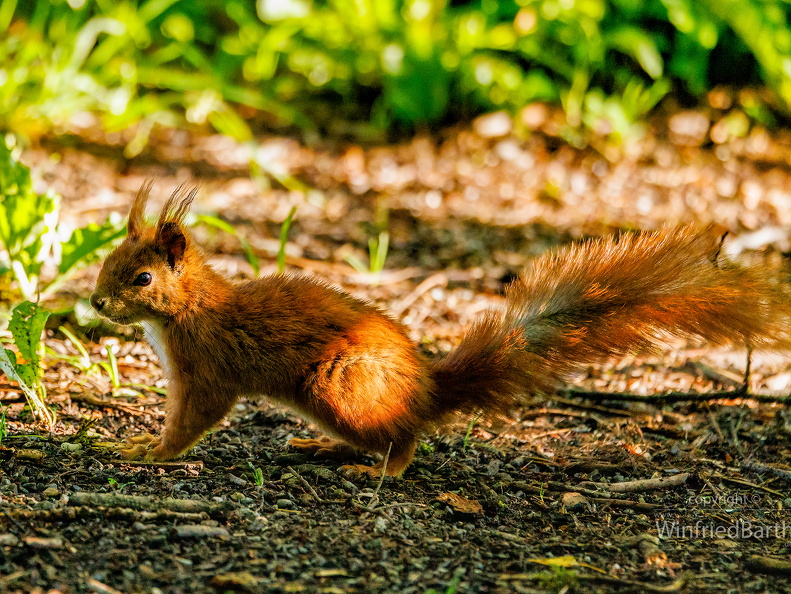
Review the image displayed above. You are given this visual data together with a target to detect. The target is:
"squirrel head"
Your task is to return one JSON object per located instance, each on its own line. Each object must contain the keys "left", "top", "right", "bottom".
{"left": 91, "top": 182, "right": 199, "bottom": 325}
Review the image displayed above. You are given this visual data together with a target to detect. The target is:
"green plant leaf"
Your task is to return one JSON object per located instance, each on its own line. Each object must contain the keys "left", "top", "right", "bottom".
{"left": 196, "top": 214, "right": 260, "bottom": 277}
{"left": 58, "top": 219, "right": 126, "bottom": 277}
{"left": 277, "top": 206, "right": 297, "bottom": 274}
{"left": 0, "top": 141, "right": 58, "bottom": 295}
{"left": 606, "top": 27, "right": 664, "bottom": 79}
{"left": 383, "top": 51, "right": 450, "bottom": 124}
{"left": 10, "top": 300, "right": 50, "bottom": 365}
{"left": 0, "top": 345, "right": 52, "bottom": 426}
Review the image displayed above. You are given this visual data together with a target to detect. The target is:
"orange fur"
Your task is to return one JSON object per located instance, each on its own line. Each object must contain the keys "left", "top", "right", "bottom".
{"left": 91, "top": 186, "right": 791, "bottom": 476}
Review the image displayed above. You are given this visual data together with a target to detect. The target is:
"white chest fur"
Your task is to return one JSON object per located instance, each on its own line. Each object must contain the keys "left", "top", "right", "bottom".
{"left": 139, "top": 320, "right": 168, "bottom": 373}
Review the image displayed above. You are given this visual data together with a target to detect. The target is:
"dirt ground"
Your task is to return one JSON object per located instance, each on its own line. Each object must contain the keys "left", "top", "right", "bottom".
{"left": 3, "top": 103, "right": 791, "bottom": 593}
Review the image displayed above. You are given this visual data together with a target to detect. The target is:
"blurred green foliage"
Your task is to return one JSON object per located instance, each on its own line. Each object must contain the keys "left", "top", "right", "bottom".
{"left": 1, "top": 0, "right": 790, "bottom": 146}
{"left": 0, "top": 138, "right": 125, "bottom": 301}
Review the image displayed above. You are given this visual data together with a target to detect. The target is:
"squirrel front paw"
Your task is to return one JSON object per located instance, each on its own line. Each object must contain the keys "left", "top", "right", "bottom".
{"left": 120, "top": 433, "right": 161, "bottom": 460}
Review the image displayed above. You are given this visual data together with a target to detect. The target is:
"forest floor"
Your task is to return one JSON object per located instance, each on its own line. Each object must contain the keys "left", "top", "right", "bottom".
{"left": 3, "top": 101, "right": 791, "bottom": 593}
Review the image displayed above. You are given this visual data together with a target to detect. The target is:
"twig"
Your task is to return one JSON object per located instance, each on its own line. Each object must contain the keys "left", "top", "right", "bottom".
{"left": 88, "top": 578, "right": 125, "bottom": 594}
{"left": 684, "top": 360, "right": 743, "bottom": 388}
{"left": 0, "top": 572, "right": 25, "bottom": 590}
{"left": 707, "top": 411, "right": 726, "bottom": 442}
{"left": 68, "top": 492, "right": 231, "bottom": 515}
{"left": 287, "top": 465, "right": 324, "bottom": 503}
{"left": 580, "top": 473, "right": 691, "bottom": 494}
{"left": 530, "top": 428, "right": 574, "bottom": 440}
{"left": 390, "top": 272, "right": 447, "bottom": 315}
{"left": 4, "top": 506, "right": 210, "bottom": 524}
{"left": 716, "top": 475, "right": 785, "bottom": 497}
{"left": 551, "top": 396, "right": 633, "bottom": 417}
{"left": 69, "top": 393, "right": 144, "bottom": 416}
{"left": 564, "top": 387, "right": 791, "bottom": 405}
{"left": 520, "top": 407, "right": 596, "bottom": 420}
{"left": 582, "top": 573, "right": 687, "bottom": 592}
{"left": 746, "top": 555, "right": 791, "bottom": 576}
{"left": 588, "top": 497, "right": 660, "bottom": 512}
{"left": 1, "top": 509, "right": 24, "bottom": 531}
{"left": 366, "top": 442, "right": 392, "bottom": 511}
{"left": 116, "top": 460, "right": 204, "bottom": 472}
{"left": 741, "top": 461, "right": 791, "bottom": 482}
{"left": 743, "top": 346, "right": 753, "bottom": 389}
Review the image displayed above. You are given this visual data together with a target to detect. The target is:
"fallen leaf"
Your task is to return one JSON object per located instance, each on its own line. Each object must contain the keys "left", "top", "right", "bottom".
{"left": 437, "top": 492, "right": 483, "bottom": 515}
{"left": 529, "top": 555, "right": 607, "bottom": 574}
{"left": 211, "top": 572, "right": 259, "bottom": 591}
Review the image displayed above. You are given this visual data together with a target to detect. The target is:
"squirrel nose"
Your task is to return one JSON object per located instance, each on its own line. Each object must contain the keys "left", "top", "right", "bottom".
{"left": 91, "top": 294, "right": 106, "bottom": 312}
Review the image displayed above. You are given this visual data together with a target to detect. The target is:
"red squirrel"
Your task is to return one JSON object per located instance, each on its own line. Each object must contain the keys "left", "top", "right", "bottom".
{"left": 90, "top": 183, "right": 791, "bottom": 476}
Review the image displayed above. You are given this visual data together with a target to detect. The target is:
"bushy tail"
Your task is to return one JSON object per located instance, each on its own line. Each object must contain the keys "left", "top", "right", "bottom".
{"left": 428, "top": 225, "right": 791, "bottom": 422}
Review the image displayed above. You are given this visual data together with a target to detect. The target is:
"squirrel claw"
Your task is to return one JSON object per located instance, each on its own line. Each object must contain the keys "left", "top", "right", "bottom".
{"left": 120, "top": 444, "right": 149, "bottom": 460}
{"left": 126, "top": 433, "right": 159, "bottom": 446}
{"left": 340, "top": 464, "right": 382, "bottom": 479}
{"left": 121, "top": 434, "right": 162, "bottom": 460}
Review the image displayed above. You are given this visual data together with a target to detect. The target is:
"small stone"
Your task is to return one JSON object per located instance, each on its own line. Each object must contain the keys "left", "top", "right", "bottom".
{"left": 274, "top": 453, "right": 307, "bottom": 465}
{"left": 668, "top": 110, "right": 710, "bottom": 145}
{"left": 474, "top": 111, "right": 513, "bottom": 138}
{"left": 229, "top": 492, "right": 245, "bottom": 502}
{"left": 342, "top": 480, "right": 358, "bottom": 493}
{"left": 713, "top": 538, "right": 739, "bottom": 549}
{"left": 227, "top": 474, "right": 247, "bottom": 487}
{"left": 436, "top": 492, "right": 483, "bottom": 515}
{"left": 211, "top": 572, "right": 259, "bottom": 592}
{"left": 14, "top": 449, "right": 45, "bottom": 463}
{"left": 42, "top": 487, "right": 60, "bottom": 498}
{"left": 171, "top": 525, "right": 230, "bottom": 539}
{"left": 60, "top": 442, "right": 83, "bottom": 454}
{"left": 276, "top": 498, "right": 296, "bottom": 510}
{"left": 0, "top": 533, "right": 19, "bottom": 546}
{"left": 562, "top": 492, "right": 589, "bottom": 510}
{"left": 521, "top": 103, "right": 548, "bottom": 129}
{"left": 23, "top": 536, "right": 63, "bottom": 549}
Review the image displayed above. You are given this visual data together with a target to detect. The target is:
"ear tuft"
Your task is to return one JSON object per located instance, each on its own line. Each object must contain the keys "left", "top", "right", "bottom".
{"left": 128, "top": 179, "right": 155, "bottom": 240}
{"left": 157, "top": 183, "right": 198, "bottom": 230}
{"left": 154, "top": 183, "right": 197, "bottom": 270}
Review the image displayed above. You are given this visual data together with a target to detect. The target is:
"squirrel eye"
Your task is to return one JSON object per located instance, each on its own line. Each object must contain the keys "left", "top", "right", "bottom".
{"left": 133, "top": 272, "right": 152, "bottom": 286}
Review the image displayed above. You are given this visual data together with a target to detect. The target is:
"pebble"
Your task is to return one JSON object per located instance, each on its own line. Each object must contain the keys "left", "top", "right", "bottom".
{"left": 473, "top": 111, "right": 513, "bottom": 138}
{"left": 562, "top": 492, "right": 589, "bottom": 510}
{"left": 60, "top": 442, "right": 83, "bottom": 454}
{"left": 14, "top": 449, "right": 45, "bottom": 463}
{"left": 227, "top": 474, "right": 247, "bottom": 486}
{"left": 276, "top": 498, "right": 296, "bottom": 510}
{"left": 42, "top": 487, "right": 60, "bottom": 498}
{"left": 521, "top": 103, "right": 549, "bottom": 129}
{"left": 668, "top": 110, "right": 710, "bottom": 145}
{"left": 171, "top": 525, "right": 230, "bottom": 539}
{"left": 23, "top": 536, "right": 63, "bottom": 549}
{"left": 0, "top": 533, "right": 19, "bottom": 546}
{"left": 274, "top": 453, "right": 307, "bottom": 465}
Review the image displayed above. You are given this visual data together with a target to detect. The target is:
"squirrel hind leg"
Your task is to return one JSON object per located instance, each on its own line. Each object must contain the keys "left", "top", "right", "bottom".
{"left": 289, "top": 436, "right": 357, "bottom": 460}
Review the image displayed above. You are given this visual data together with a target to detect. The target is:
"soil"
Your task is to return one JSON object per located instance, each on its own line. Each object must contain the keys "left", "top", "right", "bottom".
{"left": 3, "top": 103, "right": 791, "bottom": 593}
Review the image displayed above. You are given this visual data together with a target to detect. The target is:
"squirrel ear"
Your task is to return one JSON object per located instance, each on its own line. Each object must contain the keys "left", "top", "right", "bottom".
{"left": 156, "top": 221, "right": 188, "bottom": 270}
{"left": 128, "top": 180, "right": 154, "bottom": 240}
{"left": 153, "top": 183, "right": 197, "bottom": 270}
